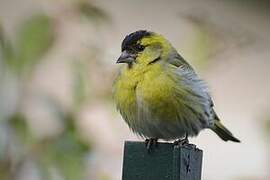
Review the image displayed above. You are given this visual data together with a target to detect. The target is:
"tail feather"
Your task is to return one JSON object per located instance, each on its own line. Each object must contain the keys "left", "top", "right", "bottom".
{"left": 211, "top": 121, "right": 240, "bottom": 143}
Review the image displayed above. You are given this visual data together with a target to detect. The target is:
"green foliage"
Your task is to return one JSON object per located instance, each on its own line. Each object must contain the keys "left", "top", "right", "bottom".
{"left": 1, "top": 15, "right": 54, "bottom": 74}
{"left": 15, "top": 15, "right": 54, "bottom": 73}
{"left": 9, "top": 113, "right": 33, "bottom": 145}
{"left": 38, "top": 113, "right": 90, "bottom": 180}
{"left": 0, "top": 113, "right": 32, "bottom": 180}
{"left": 0, "top": 110, "right": 91, "bottom": 180}
{"left": 0, "top": 1, "right": 110, "bottom": 178}
{"left": 0, "top": 23, "right": 15, "bottom": 65}
{"left": 0, "top": 161, "right": 11, "bottom": 180}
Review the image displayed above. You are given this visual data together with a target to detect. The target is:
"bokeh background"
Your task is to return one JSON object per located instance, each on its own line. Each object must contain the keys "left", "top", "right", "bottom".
{"left": 0, "top": 0, "right": 270, "bottom": 179}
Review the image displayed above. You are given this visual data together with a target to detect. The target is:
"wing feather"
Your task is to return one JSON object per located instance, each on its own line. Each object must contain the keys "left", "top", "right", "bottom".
{"left": 166, "top": 54, "right": 215, "bottom": 127}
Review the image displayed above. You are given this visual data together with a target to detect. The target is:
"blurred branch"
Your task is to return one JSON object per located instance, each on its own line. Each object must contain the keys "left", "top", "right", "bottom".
{"left": 180, "top": 12, "right": 256, "bottom": 70}
{"left": 75, "top": 1, "right": 111, "bottom": 24}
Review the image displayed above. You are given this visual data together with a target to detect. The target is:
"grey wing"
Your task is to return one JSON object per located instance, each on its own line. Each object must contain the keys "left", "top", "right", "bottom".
{"left": 169, "top": 52, "right": 213, "bottom": 106}
{"left": 167, "top": 53, "right": 215, "bottom": 128}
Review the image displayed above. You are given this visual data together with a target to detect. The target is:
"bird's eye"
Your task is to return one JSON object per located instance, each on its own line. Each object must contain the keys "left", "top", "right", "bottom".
{"left": 134, "top": 44, "right": 145, "bottom": 51}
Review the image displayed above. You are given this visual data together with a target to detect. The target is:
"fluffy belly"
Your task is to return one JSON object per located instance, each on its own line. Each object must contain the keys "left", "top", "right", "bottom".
{"left": 114, "top": 68, "right": 206, "bottom": 140}
{"left": 129, "top": 116, "right": 191, "bottom": 140}
{"left": 126, "top": 75, "right": 203, "bottom": 139}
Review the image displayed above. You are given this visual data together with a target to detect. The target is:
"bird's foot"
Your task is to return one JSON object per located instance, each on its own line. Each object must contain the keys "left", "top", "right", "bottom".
{"left": 173, "top": 135, "right": 189, "bottom": 146}
{"left": 145, "top": 138, "right": 158, "bottom": 153}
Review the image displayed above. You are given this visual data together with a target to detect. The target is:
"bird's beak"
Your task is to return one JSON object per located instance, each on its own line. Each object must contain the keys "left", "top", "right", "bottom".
{"left": 116, "top": 50, "right": 135, "bottom": 64}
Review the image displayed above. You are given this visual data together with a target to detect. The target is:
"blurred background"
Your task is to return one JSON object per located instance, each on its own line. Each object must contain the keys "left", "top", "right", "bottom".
{"left": 0, "top": 0, "right": 270, "bottom": 179}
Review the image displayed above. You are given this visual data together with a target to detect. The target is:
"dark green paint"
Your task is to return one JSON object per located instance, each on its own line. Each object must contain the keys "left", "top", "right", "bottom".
{"left": 122, "top": 141, "right": 202, "bottom": 180}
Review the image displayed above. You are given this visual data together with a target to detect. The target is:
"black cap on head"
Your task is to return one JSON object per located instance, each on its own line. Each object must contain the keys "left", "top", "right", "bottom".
{"left": 121, "top": 30, "right": 152, "bottom": 52}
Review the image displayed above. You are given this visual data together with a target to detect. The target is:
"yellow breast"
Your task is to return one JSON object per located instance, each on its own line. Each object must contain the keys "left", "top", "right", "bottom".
{"left": 113, "top": 64, "right": 145, "bottom": 113}
{"left": 113, "top": 63, "right": 178, "bottom": 122}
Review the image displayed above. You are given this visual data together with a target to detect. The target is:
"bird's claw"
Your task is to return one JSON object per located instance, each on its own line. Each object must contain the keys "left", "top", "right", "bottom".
{"left": 145, "top": 138, "right": 158, "bottom": 153}
{"left": 174, "top": 134, "right": 189, "bottom": 146}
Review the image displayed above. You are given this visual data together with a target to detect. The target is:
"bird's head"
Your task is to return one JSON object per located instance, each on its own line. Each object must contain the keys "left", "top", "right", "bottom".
{"left": 117, "top": 30, "right": 174, "bottom": 66}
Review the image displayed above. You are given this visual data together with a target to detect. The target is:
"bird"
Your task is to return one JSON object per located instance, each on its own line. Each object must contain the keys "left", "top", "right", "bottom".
{"left": 113, "top": 30, "right": 240, "bottom": 150}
